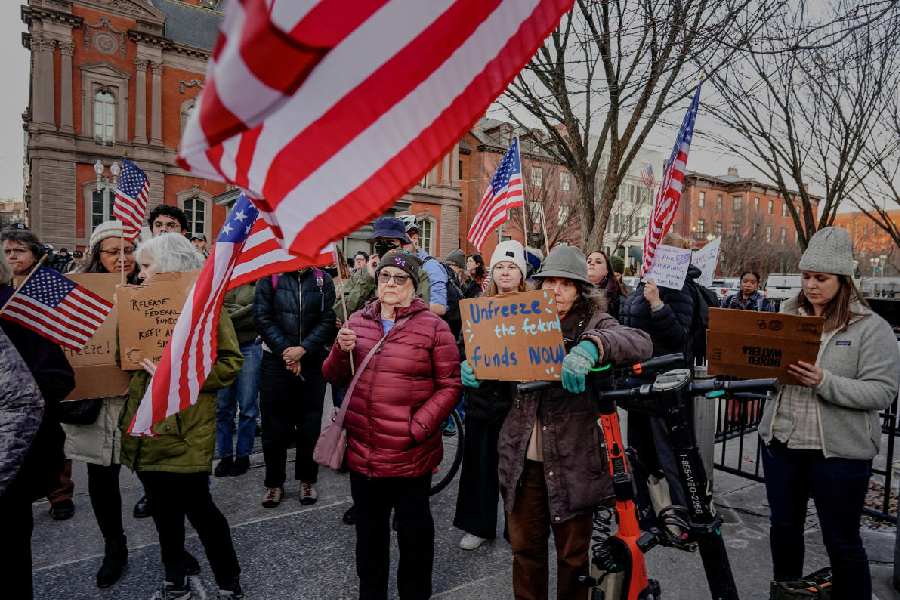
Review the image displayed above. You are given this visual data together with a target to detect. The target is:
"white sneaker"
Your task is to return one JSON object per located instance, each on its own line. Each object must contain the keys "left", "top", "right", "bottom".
{"left": 459, "top": 533, "right": 487, "bottom": 551}
{"left": 299, "top": 481, "right": 318, "bottom": 505}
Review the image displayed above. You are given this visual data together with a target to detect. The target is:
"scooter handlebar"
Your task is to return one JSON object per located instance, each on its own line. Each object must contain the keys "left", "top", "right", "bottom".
{"left": 515, "top": 353, "right": 686, "bottom": 395}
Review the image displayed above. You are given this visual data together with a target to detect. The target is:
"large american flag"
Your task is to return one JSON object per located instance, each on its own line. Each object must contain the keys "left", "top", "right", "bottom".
{"left": 0, "top": 266, "right": 113, "bottom": 351}
{"left": 113, "top": 159, "right": 150, "bottom": 241}
{"left": 177, "top": 0, "right": 573, "bottom": 260}
{"left": 467, "top": 138, "right": 524, "bottom": 250}
{"left": 641, "top": 83, "right": 702, "bottom": 274}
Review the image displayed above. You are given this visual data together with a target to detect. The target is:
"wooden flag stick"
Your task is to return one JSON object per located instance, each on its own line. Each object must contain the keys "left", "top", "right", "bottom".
{"left": 120, "top": 238, "right": 126, "bottom": 286}
{"left": 333, "top": 245, "right": 355, "bottom": 375}
{"left": 0, "top": 254, "right": 48, "bottom": 316}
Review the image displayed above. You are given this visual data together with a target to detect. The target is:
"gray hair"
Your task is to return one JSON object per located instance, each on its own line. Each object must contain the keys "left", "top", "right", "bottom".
{"left": 136, "top": 233, "right": 204, "bottom": 273}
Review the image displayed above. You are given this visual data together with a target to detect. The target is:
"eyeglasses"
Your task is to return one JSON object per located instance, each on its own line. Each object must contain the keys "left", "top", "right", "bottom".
{"left": 100, "top": 247, "right": 135, "bottom": 256}
{"left": 378, "top": 272, "right": 411, "bottom": 285}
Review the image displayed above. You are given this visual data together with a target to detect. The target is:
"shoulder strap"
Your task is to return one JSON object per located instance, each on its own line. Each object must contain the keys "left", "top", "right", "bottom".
{"left": 331, "top": 314, "right": 414, "bottom": 428}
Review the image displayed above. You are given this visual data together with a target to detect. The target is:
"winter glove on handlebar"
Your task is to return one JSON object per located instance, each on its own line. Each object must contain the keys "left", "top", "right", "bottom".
{"left": 561, "top": 340, "right": 599, "bottom": 394}
{"left": 461, "top": 360, "right": 481, "bottom": 389}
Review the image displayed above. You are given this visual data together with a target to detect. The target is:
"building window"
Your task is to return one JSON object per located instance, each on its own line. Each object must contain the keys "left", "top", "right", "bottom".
{"left": 183, "top": 197, "right": 206, "bottom": 238}
{"left": 732, "top": 221, "right": 741, "bottom": 236}
{"left": 732, "top": 196, "right": 742, "bottom": 211}
{"left": 754, "top": 197, "right": 760, "bottom": 211}
{"left": 91, "top": 186, "right": 114, "bottom": 231}
{"left": 766, "top": 225, "right": 772, "bottom": 242}
{"left": 716, "top": 195, "right": 723, "bottom": 210}
{"left": 782, "top": 202, "right": 788, "bottom": 217}
{"left": 417, "top": 217, "right": 434, "bottom": 255}
{"left": 93, "top": 89, "right": 116, "bottom": 144}
{"left": 557, "top": 205, "right": 569, "bottom": 226}
{"left": 613, "top": 213, "right": 621, "bottom": 233}
{"left": 714, "top": 221, "right": 722, "bottom": 236}
{"left": 560, "top": 172, "right": 570, "bottom": 192}
{"left": 780, "top": 227, "right": 787, "bottom": 243}
{"left": 753, "top": 222, "right": 760, "bottom": 235}
{"left": 696, "top": 219, "right": 705, "bottom": 237}
{"left": 768, "top": 199, "right": 775, "bottom": 214}
{"left": 698, "top": 191, "right": 705, "bottom": 208}
{"left": 531, "top": 166, "right": 543, "bottom": 188}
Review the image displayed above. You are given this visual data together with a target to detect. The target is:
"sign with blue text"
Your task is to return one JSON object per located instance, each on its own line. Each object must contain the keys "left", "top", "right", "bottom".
{"left": 460, "top": 289, "right": 565, "bottom": 382}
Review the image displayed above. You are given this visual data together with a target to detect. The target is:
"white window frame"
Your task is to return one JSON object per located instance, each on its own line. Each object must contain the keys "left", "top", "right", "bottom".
{"left": 82, "top": 181, "right": 115, "bottom": 244}
{"left": 93, "top": 89, "right": 116, "bottom": 144}
{"left": 177, "top": 187, "right": 213, "bottom": 239}
{"left": 560, "top": 171, "right": 570, "bottom": 192}
{"left": 416, "top": 216, "right": 436, "bottom": 255}
{"left": 766, "top": 225, "right": 773, "bottom": 242}
{"left": 698, "top": 191, "right": 705, "bottom": 208}
{"left": 531, "top": 166, "right": 543, "bottom": 188}
{"left": 732, "top": 195, "right": 742, "bottom": 211}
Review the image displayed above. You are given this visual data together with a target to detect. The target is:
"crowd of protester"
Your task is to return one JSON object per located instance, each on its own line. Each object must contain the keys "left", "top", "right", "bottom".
{"left": 1, "top": 210, "right": 897, "bottom": 600}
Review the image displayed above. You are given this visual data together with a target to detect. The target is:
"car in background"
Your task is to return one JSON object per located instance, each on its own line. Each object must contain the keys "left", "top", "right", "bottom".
{"left": 622, "top": 276, "right": 640, "bottom": 292}
{"left": 764, "top": 273, "right": 802, "bottom": 309}
{"left": 710, "top": 278, "right": 740, "bottom": 303}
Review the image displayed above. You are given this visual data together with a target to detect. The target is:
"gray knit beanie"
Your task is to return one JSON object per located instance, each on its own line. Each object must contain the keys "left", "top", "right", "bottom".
{"left": 798, "top": 227, "right": 855, "bottom": 277}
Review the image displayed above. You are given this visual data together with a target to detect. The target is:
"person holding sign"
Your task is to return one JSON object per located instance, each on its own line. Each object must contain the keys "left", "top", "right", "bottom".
{"left": 323, "top": 250, "right": 461, "bottom": 600}
{"left": 489, "top": 246, "right": 652, "bottom": 600}
{"left": 120, "top": 233, "right": 245, "bottom": 600}
{"left": 720, "top": 270, "right": 775, "bottom": 312}
{"left": 454, "top": 240, "right": 528, "bottom": 551}
{"left": 759, "top": 228, "right": 900, "bottom": 600}
{"left": 64, "top": 221, "right": 141, "bottom": 588}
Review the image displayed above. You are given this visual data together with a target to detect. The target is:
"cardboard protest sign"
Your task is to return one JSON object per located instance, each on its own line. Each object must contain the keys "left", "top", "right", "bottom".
{"left": 62, "top": 273, "right": 131, "bottom": 400}
{"left": 706, "top": 308, "right": 823, "bottom": 384}
{"left": 644, "top": 244, "right": 692, "bottom": 289}
{"left": 116, "top": 271, "right": 198, "bottom": 371}
{"left": 692, "top": 237, "right": 721, "bottom": 288}
{"left": 460, "top": 289, "right": 565, "bottom": 382}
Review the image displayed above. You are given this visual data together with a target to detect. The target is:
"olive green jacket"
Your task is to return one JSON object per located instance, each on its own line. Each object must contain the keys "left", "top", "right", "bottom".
{"left": 224, "top": 283, "right": 257, "bottom": 346}
{"left": 119, "top": 312, "right": 242, "bottom": 473}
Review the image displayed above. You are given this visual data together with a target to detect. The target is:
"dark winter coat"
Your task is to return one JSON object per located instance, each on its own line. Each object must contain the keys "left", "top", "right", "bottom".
{"left": 254, "top": 269, "right": 337, "bottom": 362}
{"left": 322, "top": 298, "right": 461, "bottom": 478}
{"left": 0, "top": 285, "right": 75, "bottom": 499}
{"left": 498, "top": 299, "right": 653, "bottom": 523}
{"left": 619, "top": 266, "right": 700, "bottom": 364}
{"left": 465, "top": 380, "right": 515, "bottom": 425}
{"left": 0, "top": 328, "right": 44, "bottom": 498}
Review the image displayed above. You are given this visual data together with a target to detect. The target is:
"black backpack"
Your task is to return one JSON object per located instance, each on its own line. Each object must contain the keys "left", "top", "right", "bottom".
{"left": 687, "top": 280, "right": 719, "bottom": 362}
{"left": 424, "top": 257, "right": 463, "bottom": 337}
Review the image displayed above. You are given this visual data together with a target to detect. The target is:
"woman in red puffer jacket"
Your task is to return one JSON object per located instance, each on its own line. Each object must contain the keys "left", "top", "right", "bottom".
{"left": 323, "top": 250, "right": 460, "bottom": 600}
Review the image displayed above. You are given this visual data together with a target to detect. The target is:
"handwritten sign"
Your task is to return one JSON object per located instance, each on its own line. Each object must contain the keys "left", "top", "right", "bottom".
{"left": 707, "top": 308, "right": 823, "bottom": 384}
{"left": 692, "top": 237, "right": 721, "bottom": 288}
{"left": 645, "top": 244, "right": 692, "bottom": 289}
{"left": 460, "top": 289, "right": 565, "bottom": 382}
{"left": 62, "top": 273, "right": 131, "bottom": 400}
{"left": 116, "top": 271, "right": 198, "bottom": 370}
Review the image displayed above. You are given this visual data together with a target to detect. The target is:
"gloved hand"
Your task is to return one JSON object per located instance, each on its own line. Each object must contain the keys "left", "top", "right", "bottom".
{"left": 561, "top": 340, "right": 599, "bottom": 394}
{"left": 461, "top": 360, "right": 481, "bottom": 389}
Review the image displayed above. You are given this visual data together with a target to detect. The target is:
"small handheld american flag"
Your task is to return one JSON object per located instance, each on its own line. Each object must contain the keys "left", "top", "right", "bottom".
{"left": 467, "top": 139, "right": 525, "bottom": 250}
{"left": 114, "top": 159, "right": 150, "bottom": 241}
{"left": 0, "top": 266, "right": 113, "bottom": 351}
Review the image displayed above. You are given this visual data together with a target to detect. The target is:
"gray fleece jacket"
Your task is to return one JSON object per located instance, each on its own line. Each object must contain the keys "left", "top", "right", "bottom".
{"left": 759, "top": 297, "right": 900, "bottom": 460}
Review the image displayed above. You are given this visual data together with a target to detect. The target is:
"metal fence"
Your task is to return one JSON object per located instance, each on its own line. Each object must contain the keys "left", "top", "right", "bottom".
{"left": 712, "top": 395, "right": 899, "bottom": 523}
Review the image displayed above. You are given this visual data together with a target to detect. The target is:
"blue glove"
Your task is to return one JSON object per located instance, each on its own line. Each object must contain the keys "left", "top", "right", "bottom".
{"left": 561, "top": 340, "right": 599, "bottom": 394}
{"left": 461, "top": 360, "right": 481, "bottom": 389}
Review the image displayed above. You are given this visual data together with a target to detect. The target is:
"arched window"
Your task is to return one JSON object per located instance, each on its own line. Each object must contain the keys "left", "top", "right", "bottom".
{"left": 183, "top": 197, "right": 207, "bottom": 238}
{"left": 93, "top": 89, "right": 116, "bottom": 144}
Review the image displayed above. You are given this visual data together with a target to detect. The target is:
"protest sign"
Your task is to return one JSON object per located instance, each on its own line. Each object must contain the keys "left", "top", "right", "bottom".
{"left": 460, "top": 289, "right": 565, "bottom": 382}
{"left": 116, "top": 271, "right": 198, "bottom": 371}
{"left": 692, "top": 237, "right": 721, "bottom": 288}
{"left": 62, "top": 273, "right": 131, "bottom": 400}
{"left": 644, "top": 244, "right": 692, "bottom": 289}
{"left": 706, "top": 308, "right": 823, "bottom": 384}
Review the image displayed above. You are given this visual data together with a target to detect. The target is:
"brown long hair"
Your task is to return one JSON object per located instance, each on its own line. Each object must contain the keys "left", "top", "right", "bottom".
{"left": 797, "top": 275, "right": 868, "bottom": 332}
{"left": 486, "top": 278, "right": 528, "bottom": 297}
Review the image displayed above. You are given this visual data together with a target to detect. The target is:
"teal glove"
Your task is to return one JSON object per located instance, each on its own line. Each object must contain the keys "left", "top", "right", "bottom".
{"left": 461, "top": 360, "right": 481, "bottom": 389}
{"left": 561, "top": 340, "right": 599, "bottom": 394}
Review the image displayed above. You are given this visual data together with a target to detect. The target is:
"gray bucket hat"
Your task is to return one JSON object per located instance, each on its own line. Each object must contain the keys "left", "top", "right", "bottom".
{"left": 533, "top": 245, "right": 592, "bottom": 285}
{"left": 798, "top": 227, "right": 855, "bottom": 277}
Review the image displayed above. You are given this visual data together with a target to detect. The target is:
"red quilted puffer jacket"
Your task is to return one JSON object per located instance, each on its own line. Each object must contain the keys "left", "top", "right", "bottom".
{"left": 323, "top": 298, "right": 461, "bottom": 478}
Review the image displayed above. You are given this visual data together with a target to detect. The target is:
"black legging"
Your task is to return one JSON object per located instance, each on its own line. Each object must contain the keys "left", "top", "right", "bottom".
{"left": 86, "top": 463, "right": 124, "bottom": 543}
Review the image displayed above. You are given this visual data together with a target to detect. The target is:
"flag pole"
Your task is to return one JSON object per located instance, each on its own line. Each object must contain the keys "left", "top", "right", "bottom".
{"left": 333, "top": 245, "right": 355, "bottom": 375}
{"left": 120, "top": 237, "right": 126, "bottom": 286}
{"left": 0, "top": 254, "right": 49, "bottom": 316}
{"left": 538, "top": 204, "right": 551, "bottom": 255}
{"left": 516, "top": 137, "right": 529, "bottom": 247}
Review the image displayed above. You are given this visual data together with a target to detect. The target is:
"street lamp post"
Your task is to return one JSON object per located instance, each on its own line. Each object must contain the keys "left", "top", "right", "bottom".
{"left": 94, "top": 159, "right": 121, "bottom": 192}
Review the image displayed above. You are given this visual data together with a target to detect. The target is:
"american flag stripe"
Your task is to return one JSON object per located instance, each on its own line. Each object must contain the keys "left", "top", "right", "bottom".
{"left": 179, "top": 0, "right": 572, "bottom": 260}
{"left": 114, "top": 159, "right": 150, "bottom": 240}
{"left": 14, "top": 296, "right": 95, "bottom": 338}
{"left": 69, "top": 287, "right": 113, "bottom": 319}
{"left": 1, "top": 308, "right": 87, "bottom": 348}
{"left": 467, "top": 177, "right": 524, "bottom": 246}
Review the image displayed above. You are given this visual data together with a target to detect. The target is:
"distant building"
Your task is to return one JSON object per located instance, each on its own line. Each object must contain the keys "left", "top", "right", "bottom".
{"left": 833, "top": 209, "right": 899, "bottom": 276}
{"left": 0, "top": 198, "right": 27, "bottom": 228}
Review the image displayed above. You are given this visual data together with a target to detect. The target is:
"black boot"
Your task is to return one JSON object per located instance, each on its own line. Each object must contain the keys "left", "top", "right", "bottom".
{"left": 96, "top": 536, "right": 128, "bottom": 588}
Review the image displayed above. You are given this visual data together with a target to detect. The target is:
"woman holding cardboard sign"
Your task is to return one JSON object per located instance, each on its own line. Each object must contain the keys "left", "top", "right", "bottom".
{"left": 759, "top": 227, "right": 900, "bottom": 600}
{"left": 486, "top": 245, "right": 652, "bottom": 600}
{"left": 454, "top": 240, "right": 529, "bottom": 551}
{"left": 323, "top": 249, "right": 461, "bottom": 600}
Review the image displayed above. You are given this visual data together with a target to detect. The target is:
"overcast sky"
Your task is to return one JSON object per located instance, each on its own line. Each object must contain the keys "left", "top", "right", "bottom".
{"left": 0, "top": 2, "right": 782, "bottom": 203}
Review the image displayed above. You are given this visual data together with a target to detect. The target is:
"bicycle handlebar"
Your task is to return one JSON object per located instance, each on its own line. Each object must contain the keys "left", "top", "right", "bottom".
{"left": 595, "top": 377, "right": 779, "bottom": 401}
{"left": 516, "top": 353, "right": 685, "bottom": 395}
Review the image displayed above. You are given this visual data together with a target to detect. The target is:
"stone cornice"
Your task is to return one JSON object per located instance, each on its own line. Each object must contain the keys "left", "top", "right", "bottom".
{"left": 127, "top": 29, "right": 211, "bottom": 60}
{"left": 21, "top": 5, "right": 83, "bottom": 29}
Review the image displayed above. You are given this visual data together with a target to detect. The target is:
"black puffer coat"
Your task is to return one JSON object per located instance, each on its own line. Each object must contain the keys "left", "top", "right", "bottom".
{"left": 619, "top": 265, "right": 700, "bottom": 365}
{"left": 254, "top": 268, "right": 338, "bottom": 361}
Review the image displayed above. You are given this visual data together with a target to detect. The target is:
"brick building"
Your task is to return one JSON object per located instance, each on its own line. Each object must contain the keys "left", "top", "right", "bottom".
{"left": 833, "top": 209, "right": 899, "bottom": 276}
{"left": 21, "top": 0, "right": 463, "bottom": 256}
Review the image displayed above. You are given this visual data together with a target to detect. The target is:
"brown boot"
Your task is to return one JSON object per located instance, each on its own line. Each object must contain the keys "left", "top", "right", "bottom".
{"left": 261, "top": 487, "right": 283, "bottom": 508}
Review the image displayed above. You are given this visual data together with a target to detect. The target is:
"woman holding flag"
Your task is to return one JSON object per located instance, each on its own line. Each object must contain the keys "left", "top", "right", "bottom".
{"left": 119, "top": 233, "right": 245, "bottom": 600}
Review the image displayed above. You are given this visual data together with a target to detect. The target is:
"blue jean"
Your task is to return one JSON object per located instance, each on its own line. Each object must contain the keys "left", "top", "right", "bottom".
{"left": 216, "top": 341, "right": 262, "bottom": 459}
{"left": 761, "top": 439, "right": 872, "bottom": 600}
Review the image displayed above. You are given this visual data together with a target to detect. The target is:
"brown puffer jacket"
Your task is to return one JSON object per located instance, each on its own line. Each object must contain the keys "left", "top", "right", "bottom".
{"left": 498, "top": 299, "right": 653, "bottom": 524}
{"left": 323, "top": 298, "right": 461, "bottom": 478}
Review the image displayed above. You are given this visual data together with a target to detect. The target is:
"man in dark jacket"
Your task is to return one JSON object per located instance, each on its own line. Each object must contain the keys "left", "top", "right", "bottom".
{"left": 255, "top": 269, "right": 337, "bottom": 508}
